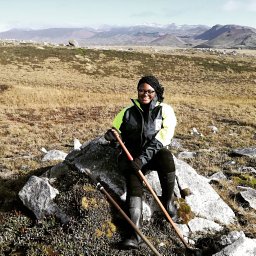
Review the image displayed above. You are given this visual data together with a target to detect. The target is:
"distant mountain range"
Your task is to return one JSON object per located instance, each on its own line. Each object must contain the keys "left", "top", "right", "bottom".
{"left": 0, "top": 23, "right": 256, "bottom": 49}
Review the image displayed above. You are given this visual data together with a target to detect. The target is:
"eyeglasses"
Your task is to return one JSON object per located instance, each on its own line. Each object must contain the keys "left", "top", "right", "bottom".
{"left": 138, "top": 89, "right": 155, "bottom": 95}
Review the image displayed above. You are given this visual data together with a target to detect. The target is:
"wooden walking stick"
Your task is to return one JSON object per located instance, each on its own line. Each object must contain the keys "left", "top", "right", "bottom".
{"left": 77, "top": 165, "right": 162, "bottom": 256}
{"left": 112, "top": 129, "right": 199, "bottom": 253}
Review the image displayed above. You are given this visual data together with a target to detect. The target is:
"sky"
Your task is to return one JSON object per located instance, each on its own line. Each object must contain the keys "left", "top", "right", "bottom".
{"left": 0, "top": 0, "right": 256, "bottom": 32}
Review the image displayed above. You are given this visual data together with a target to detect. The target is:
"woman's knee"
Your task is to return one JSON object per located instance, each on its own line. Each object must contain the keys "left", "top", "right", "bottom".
{"left": 156, "top": 148, "right": 175, "bottom": 172}
{"left": 118, "top": 154, "right": 131, "bottom": 173}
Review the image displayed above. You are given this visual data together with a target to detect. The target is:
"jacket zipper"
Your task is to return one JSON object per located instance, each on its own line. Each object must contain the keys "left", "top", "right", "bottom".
{"left": 131, "top": 99, "right": 144, "bottom": 148}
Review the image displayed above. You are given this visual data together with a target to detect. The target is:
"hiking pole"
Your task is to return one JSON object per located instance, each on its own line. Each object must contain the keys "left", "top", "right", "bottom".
{"left": 77, "top": 166, "right": 162, "bottom": 256}
{"left": 112, "top": 130, "right": 196, "bottom": 252}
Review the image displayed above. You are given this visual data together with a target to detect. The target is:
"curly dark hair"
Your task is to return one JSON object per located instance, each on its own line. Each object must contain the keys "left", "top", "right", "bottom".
{"left": 137, "top": 75, "right": 164, "bottom": 102}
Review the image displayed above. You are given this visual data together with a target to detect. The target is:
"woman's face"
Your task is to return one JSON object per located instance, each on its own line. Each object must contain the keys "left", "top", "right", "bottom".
{"left": 137, "top": 83, "right": 156, "bottom": 105}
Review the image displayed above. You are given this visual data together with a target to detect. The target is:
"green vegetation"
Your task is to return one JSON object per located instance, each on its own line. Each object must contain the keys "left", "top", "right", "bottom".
{"left": 233, "top": 174, "right": 256, "bottom": 189}
{"left": 177, "top": 198, "right": 195, "bottom": 224}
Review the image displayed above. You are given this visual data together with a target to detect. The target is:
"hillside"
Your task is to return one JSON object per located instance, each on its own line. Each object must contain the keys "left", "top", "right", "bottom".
{"left": 0, "top": 27, "right": 96, "bottom": 42}
{"left": 195, "top": 24, "right": 256, "bottom": 49}
{"left": 0, "top": 44, "right": 255, "bottom": 255}
{"left": 1, "top": 23, "right": 256, "bottom": 49}
{"left": 150, "top": 34, "right": 186, "bottom": 47}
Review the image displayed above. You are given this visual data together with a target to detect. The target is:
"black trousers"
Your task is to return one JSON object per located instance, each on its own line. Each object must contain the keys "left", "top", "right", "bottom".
{"left": 118, "top": 148, "right": 176, "bottom": 198}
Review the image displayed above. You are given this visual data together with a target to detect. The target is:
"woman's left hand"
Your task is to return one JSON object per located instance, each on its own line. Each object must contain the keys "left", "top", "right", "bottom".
{"left": 130, "top": 158, "right": 143, "bottom": 172}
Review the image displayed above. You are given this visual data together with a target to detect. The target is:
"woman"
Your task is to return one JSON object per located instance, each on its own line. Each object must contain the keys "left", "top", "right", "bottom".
{"left": 105, "top": 75, "right": 177, "bottom": 249}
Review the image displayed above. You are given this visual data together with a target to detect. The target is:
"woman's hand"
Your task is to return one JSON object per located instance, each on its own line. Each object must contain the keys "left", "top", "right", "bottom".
{"left": 104, "top": 129, "right": 117, "bottom": 142}
{"left": 130, "top": 158, "right": 143, "bottom": 172}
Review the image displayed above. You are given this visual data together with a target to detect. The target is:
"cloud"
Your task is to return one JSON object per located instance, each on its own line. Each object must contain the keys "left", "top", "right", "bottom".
{"left": 222, "top": 0, "right": 256, "bottom": 12}
{"left": 222, "top": 0, "right": 242, "bottom": 11}
{"left": 247, "top": 0, "right": 256, "bottom": 11}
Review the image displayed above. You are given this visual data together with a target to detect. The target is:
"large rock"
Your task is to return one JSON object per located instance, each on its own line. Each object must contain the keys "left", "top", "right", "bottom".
{"left": 67, "top": 39, "right": 79, "bottom": 47}
{"left": 238, "top": 166, "right": 256, "bottom": 175}
{"left": 18, "top": 175, "right": 69, "bottom": 224}
{"left": 231, "top": 147, "right": 256, "bottom": 158}
{"left": 237, "top": 186, "right": 256, "bottom": 210}
{"left": 213, "top": 235, "right": 256, "bottom": 256}
{"left": 219, "top": 231, "right": 245, "bottom": 246}
{"left": 19, "top": 136, "right": 237, "bottom": 241}
{"left": 65, "top": 137, "right": 236, "bottom": 239}
{"left": 42, "top": 149, "right": 67, "bottom": 162}
{"left": 175, "top": 159, "right": 235, "bottom": 226}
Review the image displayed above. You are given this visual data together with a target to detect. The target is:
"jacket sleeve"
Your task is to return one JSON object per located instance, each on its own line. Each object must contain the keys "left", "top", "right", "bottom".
{"left": 155, "top": 103, "right": 176, "bottom": 146}
{"left": 139, "top": 103, "right": 177, "bottom": 165}
{"left": 112, "top": 107, "right": 128, "bottom": 132}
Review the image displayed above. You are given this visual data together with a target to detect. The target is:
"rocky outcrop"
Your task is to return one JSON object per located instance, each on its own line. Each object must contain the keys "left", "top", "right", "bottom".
{"left": 237, "top": 186, "right": 256, "bottom": 210}
{"left": 21, "top": 137, "right": 235, "bottom": 235}
{"left": 18, "top": 136, "right": 256, "bottom": 255}
{"left": 41, "top": 149, "right": 68, "bottom": 161}
{"left": 67, "top": 39, "right": 79, "bottom": 47}
{"left": 231, "top": 147, "right": 256, "bottom": 158}
{"left": 213, "top": 235, "right": 256, "bottom": 256}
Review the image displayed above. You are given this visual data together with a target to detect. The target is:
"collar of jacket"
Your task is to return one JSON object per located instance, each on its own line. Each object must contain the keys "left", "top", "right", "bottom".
{"left": 131, "top": 97, "right": 160, "bottom": 111}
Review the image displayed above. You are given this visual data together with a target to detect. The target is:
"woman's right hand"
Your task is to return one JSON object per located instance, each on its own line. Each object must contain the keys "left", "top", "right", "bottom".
{"left": 104, "top": 129, "right": 117, "bottom": 142}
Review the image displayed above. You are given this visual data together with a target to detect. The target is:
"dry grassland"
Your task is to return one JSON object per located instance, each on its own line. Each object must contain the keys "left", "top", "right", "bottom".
{"left": 0, "top": 44, "right": 255, "bottom": 236}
